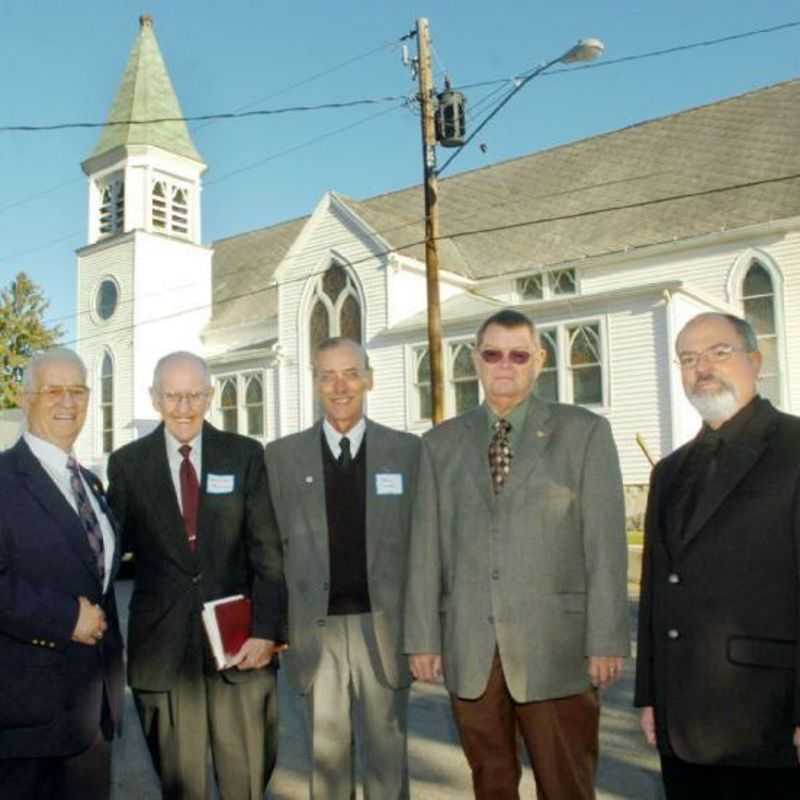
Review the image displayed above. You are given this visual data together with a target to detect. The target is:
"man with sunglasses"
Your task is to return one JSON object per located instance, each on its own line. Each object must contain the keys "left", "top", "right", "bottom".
{"left": 107, "top": 351, "right": 285, "bottom": 800}
{"left": 635, "top": 312, "right": 800, "bottom": 798}
{"left": 0, "top": 348, "right": 123, "bottom": 799}
{"left": 405, "top": 309, "right": 629, "bottom": 799}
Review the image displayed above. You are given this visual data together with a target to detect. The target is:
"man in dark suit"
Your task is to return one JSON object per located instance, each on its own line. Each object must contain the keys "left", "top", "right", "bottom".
{"left": 635, "top": 312, "right": 800, "bottom": 798}
{"left": 107, "top": 351, "right": 285, "bottom": 800}
{"left": 0, "top": 347, "right": 123, "bottom": 800}
{"left": 405, "top": 309, "right": 629, "bottom": 800}
{"left": 265, "top": 337, "right": 419, "bottom": 799}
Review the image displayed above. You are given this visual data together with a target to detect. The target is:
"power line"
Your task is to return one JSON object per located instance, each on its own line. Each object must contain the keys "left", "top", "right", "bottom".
{"left": 47, "top": 169, "right": 800, "bottom": 340}
{"left": 6, "top": 20, "right": 799, "bottom": 136}
{"left": 454, "top": 20, "right": 800, "bottom": 94}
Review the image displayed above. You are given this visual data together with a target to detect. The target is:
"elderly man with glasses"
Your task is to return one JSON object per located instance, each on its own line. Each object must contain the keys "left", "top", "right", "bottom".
{"left": 0, "top": 347, "right": 123, "bottom": 800}
{"left": 405, "top": 308, "right": 629, "bottom": 800}
{"left": 107, "top": 351, "right": 285, "bottom": 800}
{"left": 635, "top": 312, "right": 800, "bottom": 799}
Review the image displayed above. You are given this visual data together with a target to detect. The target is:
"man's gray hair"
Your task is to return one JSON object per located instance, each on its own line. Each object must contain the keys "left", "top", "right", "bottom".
{"left": 677, "top": 312, "right": 759, "bottom": 354}
{"left": 152, "top": 351, "right": 211, "bottom": 391}
{"left": 22, "top": 347, "right": 87, "bottom": 393}
{"left": 312, "top": 337, "right": 371, "bottom": 374}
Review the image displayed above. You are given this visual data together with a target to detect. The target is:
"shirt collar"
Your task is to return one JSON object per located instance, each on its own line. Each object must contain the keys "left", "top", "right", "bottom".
{"left": 323, "top": 416, "right": 366, "bottom": 458}
{"left": 23, "top": 431, "right": 73, "bottom": 473}
{"left": 699, "top": 394, "right": 761, "bottom": 447}
{"left": 485, "top": 392, "right": 532, "bottom": 433}
{"left": 164, "top": 427, "right": 202, "bottom": 458}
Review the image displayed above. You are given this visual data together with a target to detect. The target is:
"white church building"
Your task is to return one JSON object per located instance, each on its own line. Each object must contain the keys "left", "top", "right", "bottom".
{"left": 76, "top": 17, "right": 800, "bottom": 514}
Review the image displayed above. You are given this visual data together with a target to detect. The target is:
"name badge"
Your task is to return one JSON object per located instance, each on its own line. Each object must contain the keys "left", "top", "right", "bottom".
{"left": 207, "top": 474, "right": 235, "bottom": 494}
{"left": 376, "top": 473, "right": 403, "bottom": 495}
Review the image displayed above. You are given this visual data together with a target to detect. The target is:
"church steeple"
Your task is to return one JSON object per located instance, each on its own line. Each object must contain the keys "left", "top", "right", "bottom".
{"left": 88, "top": 15, "right": 202, "bottom": 163}
{"left": 81, "top": 15, "right": 206, "bottom": 246}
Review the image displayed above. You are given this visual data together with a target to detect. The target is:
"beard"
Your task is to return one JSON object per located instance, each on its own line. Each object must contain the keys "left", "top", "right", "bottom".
{"left": 687, "top": 375, "right": 738, "bottom": 424}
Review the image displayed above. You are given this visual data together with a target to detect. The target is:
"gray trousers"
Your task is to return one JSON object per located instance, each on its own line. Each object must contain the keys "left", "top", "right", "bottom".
{"left": 134, "top": 664, "right": 278, "bottom": 800}
{"left": 303, "top": 613, "right": 409, "bottom": 800}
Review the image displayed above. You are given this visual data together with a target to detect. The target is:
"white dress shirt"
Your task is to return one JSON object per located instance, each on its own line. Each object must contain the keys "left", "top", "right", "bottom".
{"left": 165, "top": 428, "right": 202, "bottom": 514}
{"left": 323, "top": 417, "right": 366, "bottom": 460}
{"left": 23, "top": 432, "right": 115, "bottom": 593}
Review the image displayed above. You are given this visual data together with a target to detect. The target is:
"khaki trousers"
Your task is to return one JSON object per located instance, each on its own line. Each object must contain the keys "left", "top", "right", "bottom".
{"left": 134, "top": 663, "right": 278, "bottom": 800}
{"left": 304, "top": 613, "right": 409, "bottom": 800}
{"left": 450, "top": 650, "right": 599, "bottom": 800}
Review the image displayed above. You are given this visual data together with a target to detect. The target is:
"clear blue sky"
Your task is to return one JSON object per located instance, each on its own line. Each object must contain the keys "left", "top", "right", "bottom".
{"left": 1, "top": 1, "right": 799, "bottom": 344}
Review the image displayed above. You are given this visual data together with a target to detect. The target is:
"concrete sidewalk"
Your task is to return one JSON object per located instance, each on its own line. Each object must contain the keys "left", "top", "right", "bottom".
{"left": 111, "top": 582, "right": 662, "bottom": 798}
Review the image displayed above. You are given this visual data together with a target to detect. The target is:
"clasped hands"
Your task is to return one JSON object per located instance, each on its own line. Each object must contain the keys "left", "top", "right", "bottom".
{"left": 71, "top": 596, "right": 108, "bottom": 645}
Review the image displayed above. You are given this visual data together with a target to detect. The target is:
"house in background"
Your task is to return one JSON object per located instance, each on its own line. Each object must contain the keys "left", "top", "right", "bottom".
{"left": 76, "top": 17, "right": 800, "bottom": 518}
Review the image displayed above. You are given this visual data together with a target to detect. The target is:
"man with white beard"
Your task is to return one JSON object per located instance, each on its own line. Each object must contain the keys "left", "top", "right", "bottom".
{"left": 635, "top": 312, "right": 800, "bottom": 799}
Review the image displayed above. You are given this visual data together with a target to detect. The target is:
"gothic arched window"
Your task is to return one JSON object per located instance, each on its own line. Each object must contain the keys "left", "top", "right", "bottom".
{"left": 244, "top": 375, "right": 264, "bottom": 436}
{"left": 308, "top": 263, "right": 363, "bottom": 354}
{"left": 100, "top": 352, "right": 114, "bottom": 454}
{"left": 219, "top": 378, "right": 238, "bottom": 433}
{"left": 742, "top": 261, "right": 781, "bottom": 404}
{"left": 535, "top": 330, "right": 559, "bottom": 402}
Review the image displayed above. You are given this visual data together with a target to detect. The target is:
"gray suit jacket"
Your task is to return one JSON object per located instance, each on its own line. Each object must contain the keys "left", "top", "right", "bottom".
{"left": 404, "top": 397, "right": 629, "bottom": 702}
{"left": 265, "top": 419, "right": 420, "bottom": 694}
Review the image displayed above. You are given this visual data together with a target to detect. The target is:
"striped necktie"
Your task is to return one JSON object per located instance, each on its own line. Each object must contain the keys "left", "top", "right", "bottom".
{"left": 67, "top": 456, "right": 105, "bottom": 582}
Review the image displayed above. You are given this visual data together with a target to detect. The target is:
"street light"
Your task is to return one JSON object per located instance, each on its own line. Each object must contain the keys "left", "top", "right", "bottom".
{"left": 437, "top": 37, "right": 606, "bottom": 177}
{"left": 414, "top": 23, "right": 604, "bottom": 423}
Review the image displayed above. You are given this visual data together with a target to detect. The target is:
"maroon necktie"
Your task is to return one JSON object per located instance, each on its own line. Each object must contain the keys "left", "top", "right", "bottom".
{"left": 179, "top": 444, "right": 200, "bottom": 552}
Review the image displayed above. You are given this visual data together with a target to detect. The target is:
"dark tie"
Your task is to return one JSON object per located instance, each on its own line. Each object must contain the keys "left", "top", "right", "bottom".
{"left": 489, "top": 419, "right": 513, "bottom": 494}
{"left": 67, "top": 456, "right": 105, "bottom": 582}
{"left": 179, "top": 444, "right": 200, "bottom": 552}
{"left": 338, "top": 436, "right": 352, "bottom": 469}
{"left": 670, "top": 430, "right": 722, "bottom": 540}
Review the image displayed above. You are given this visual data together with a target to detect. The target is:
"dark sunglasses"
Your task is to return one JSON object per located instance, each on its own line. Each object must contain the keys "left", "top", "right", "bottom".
{"left": 478, "top": 348, "right": 533, "bottom": 365}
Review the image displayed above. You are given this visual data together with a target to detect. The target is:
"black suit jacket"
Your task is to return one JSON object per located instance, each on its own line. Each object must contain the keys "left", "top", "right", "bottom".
{"left": 635, "top": 398, "right": 800, "bottom": 767}
{"left": 107, "top": 422, "right": 285, "bottom": 691}
{"left": 0, "top": 438, "right": 123, "bottom": 758}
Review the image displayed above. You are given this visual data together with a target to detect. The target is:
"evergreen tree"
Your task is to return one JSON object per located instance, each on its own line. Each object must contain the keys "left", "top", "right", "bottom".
{"left": 0, "top": 272, "right": 63, "bottom": 409}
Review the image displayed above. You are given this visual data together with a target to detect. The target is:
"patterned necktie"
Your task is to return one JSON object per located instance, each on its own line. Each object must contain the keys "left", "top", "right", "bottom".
{"left": 338, "top": 436, "right": 352, "bottom": 469}
{"left": 179, "top": 445, "right": 200, "bottom": 552}
{"left": 67, "top": 456, "right": 105, "bottom": 582}
{"left": 489, "top": 419, "right": 513, "bottom": 494}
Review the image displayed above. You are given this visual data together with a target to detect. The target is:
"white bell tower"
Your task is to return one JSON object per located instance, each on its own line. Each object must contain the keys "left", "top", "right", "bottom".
{"left": 76, "top": 15, "right": 212, "bottom": 466}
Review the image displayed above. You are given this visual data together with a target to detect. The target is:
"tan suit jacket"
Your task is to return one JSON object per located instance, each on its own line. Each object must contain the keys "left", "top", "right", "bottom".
{"left": 265, "top": 419, "right": 419, "bottom": 694}
{"left": 404, "top": 397, "right": 629, "bottom": 701}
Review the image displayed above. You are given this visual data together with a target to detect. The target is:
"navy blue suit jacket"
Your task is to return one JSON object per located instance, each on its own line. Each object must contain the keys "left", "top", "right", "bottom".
{"left": 0, "top": 438, "right": 123, "bottom": 759}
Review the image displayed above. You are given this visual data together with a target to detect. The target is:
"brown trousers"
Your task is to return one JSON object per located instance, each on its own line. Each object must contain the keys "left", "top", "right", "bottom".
{"left": 450, "top": 651, "right": 599, "bottom": 800}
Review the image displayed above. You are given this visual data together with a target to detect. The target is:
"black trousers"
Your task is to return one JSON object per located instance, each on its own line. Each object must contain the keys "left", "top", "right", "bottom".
{"left": 661, "top": 753, "right": 800, "bottom": 800}
{"left": 0, "top": 729, "right": 111, "bottom": 800}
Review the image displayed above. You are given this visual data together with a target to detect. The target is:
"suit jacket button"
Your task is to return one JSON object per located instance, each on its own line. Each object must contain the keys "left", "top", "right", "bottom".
{"left": 192, "top": 573, "right": 202, "bottom": 584}
{"left": 32, "top": 639, "right": 39, "bottom": 645}
{"left": 49, "top": 642, "right": 55, "bottom": 648}
{"left": 491, "top": 570, "right": 500, "bottom": 580}
{"left": 667, "top": 628, "right": 680, "bottom": 640}
{"left": 317, "top": 619, "right": 326, "bottom": 627}
{"left": 488, "top": 615, "right": 495, "bottom": 624}
{"left": 668, "top": 573, "right": 680, "bottom": 584}
{"left": 323, "top": 582, "right": 329, "bottom": 591}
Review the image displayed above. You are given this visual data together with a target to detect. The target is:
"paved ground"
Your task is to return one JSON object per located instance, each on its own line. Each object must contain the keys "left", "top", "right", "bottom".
{"left": 111, "top": 579, "right": 663, "bottom": 799}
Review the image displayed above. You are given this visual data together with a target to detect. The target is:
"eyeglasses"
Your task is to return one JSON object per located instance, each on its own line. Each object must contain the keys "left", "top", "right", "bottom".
{"left": 478, "top": 348, "right": 533, "bottom": 365}
{"left": 316, "top": 369, "right": 369, "bottom": 385}
{"left": 160, "top": 390, "right": 211, "bottom": 407}
{"left": 675, "top": 343, "right": 748, "bottom": 370}
{"left": 28, "top": 385, "right": 90, "bottom": 402}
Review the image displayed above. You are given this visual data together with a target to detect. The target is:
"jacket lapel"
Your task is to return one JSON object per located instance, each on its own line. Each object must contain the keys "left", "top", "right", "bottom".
{"left": 82, "top": 465, "right": 122, "bottom": 586}
{"left": 12, "top": 439, "right": 101, "bottom": 585}
{"left": 142, "top": 425, "right": 197, "bottom": 569}
{"left": 365, "top": 420, "right": 401, "bottom": 571}
{"left": 679, "top": 403, "right": 776, "bottom": 550}
{"left": 461, "top": 406, "right": 495, "bottom": 513}
{"left": 502, "top": 397, "right": 553, "bottom": 500}
{"left": 295, "top": 422, "right": 329, "bottom": 566}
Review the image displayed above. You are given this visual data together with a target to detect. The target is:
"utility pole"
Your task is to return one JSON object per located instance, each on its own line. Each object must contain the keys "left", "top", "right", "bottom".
{"left": 415, "top": 17, "right": 445, "bottom": 424}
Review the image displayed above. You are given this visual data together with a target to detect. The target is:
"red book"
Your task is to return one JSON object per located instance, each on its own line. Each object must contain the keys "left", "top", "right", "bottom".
{"left": 202, "top": 595, "right": 252, "bottom": 670}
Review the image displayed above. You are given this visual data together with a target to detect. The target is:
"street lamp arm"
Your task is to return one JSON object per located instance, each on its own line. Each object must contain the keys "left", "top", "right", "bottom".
{"left": 436, "top": 38, "right": 603, "bottom": 178}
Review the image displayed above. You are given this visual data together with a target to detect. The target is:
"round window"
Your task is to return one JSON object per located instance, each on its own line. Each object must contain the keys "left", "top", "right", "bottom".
{"left": 96, "top": 279, "right": 119, "bottom": 321}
